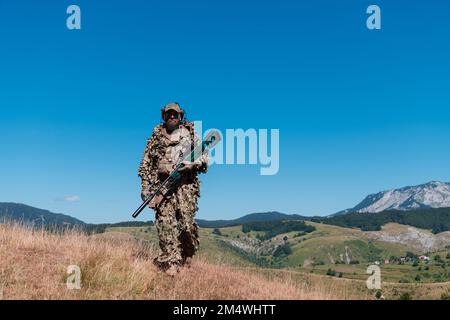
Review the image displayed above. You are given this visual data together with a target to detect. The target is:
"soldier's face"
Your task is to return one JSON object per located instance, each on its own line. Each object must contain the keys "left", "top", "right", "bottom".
{"left": 165, "top": 110, "right": 181, "bottom": 131}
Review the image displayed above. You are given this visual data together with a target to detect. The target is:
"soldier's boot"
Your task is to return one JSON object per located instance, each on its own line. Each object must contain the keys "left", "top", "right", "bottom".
{"left": 153, "top": 248, "right": 184, "bottom": 272}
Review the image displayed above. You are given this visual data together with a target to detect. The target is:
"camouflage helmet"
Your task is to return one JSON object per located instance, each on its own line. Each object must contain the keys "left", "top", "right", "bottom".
{"left": 161, "top": 102, "right": 185, "bottom": 120}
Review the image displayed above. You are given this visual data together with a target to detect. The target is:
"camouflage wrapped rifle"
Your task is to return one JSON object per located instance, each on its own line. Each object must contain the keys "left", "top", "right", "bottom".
{"left": 132, "top": 130, "right": 221, "bottom": 218}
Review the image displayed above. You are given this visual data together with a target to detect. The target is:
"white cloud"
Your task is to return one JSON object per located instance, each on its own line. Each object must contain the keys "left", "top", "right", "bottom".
{"left": 64, "top": 195, "right": 80, "bottom": 202}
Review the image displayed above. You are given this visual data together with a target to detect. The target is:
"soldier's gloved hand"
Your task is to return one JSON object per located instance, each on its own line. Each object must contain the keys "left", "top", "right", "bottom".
{"left": 141, "top": 188, "right": 151, "bottom": 201}
{"left": 178, "top": 160, "right": 198, "bottom": 172}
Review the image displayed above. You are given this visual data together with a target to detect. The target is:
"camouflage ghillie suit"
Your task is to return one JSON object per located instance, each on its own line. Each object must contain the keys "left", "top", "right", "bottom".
{"left": 138, "top": 120, "right": 208, "bottom": 271}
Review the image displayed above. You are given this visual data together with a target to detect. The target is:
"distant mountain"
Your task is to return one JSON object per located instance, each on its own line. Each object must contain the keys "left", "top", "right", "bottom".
{"left": 0, "top": 202, "right": 155, "bottom": 233}
{"left": 334, "top": 181, "right": 450, "bottom": 215}
{"left": 0, "top": 204, "right": 308, "bottom": 232}
{"left": 197, "top": 211, "right": 307, "bottom": 228}
{"left": 0, "top": 202, "right": 86, "bottom": 226}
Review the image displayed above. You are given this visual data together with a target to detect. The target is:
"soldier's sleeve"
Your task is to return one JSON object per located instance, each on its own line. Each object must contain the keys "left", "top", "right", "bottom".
{"left": 138, "top": 131, "right": 159, "bottom": 192}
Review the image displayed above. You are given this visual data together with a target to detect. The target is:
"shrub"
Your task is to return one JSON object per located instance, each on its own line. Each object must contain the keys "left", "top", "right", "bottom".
{"left": 399, "top": 292, "right": 412, "bottom": 300}
{"left": 406, "top": 252, "right": 418, "bottom": 259}
{"left": 293, "top": 232, "right": 306, "bottom": 238}
{"left": 326, "top": 268, "right": 336, "bottom": 276}
{"left": 375, "top": 290, "right": 383, "bottom": 299}
{"left": 441, "top": 292, "right": 450, "bottom": 300}
{"left": 273, "top": 243, "right": 292, "bottom": 258}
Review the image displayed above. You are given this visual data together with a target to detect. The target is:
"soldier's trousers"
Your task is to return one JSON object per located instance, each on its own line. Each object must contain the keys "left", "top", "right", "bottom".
{"left": 154, "top": 184, "right": 200, "bottom": 270}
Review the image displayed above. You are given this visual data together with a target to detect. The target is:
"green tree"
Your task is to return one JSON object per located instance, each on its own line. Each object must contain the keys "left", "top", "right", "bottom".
{"left": 273, "top": 243, "right": 292, "bottom": 257}
{"left": 326, "top": 268, "right": 336, "bottom": 276}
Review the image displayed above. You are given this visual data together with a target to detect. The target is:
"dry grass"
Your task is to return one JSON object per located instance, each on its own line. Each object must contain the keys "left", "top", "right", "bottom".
{"left": 0, "top": 222, "right": 392, "bottom": 300}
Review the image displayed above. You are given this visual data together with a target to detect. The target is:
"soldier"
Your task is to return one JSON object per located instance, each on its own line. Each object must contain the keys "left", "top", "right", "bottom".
{"left": 138, "top": 102, "right": 208, "bottom": 276}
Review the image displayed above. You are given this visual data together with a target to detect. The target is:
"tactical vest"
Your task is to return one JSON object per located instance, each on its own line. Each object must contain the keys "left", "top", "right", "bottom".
{"left": 156, "top": 122, "right": 197, "bottom": 180}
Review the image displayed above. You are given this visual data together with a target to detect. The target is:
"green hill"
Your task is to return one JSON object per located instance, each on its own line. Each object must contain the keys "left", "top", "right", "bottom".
{"left": 0, "top": 202, "right": 85, "bottom": 227}
{"left": 197, "top": 211, "right": 307, "bottom": 228}
{"left": 0, "top": 203, "right": 153, "bottom": 233}
{"left": 314, "top": 207, "right": 450, "bottom": 233}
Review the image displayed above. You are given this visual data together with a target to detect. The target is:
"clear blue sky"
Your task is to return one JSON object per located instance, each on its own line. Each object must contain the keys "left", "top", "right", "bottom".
{"left": 0, "top": 0, "right": 449, "bottom": 223}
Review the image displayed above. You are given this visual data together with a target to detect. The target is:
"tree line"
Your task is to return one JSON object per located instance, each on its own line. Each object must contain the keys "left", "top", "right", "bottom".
{"left": 310, "top": 208, "right": 450, "bottom": 234}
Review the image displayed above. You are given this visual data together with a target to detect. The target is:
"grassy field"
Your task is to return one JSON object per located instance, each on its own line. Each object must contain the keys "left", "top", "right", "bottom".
{"left": 90, "top": 222, "right": 450, "bottom": 300}
{"left": 2, "top": 221, "right": 449, "bottom": 299}
{"left": 0, "top": 222, "right": 372, "bottom": 300}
